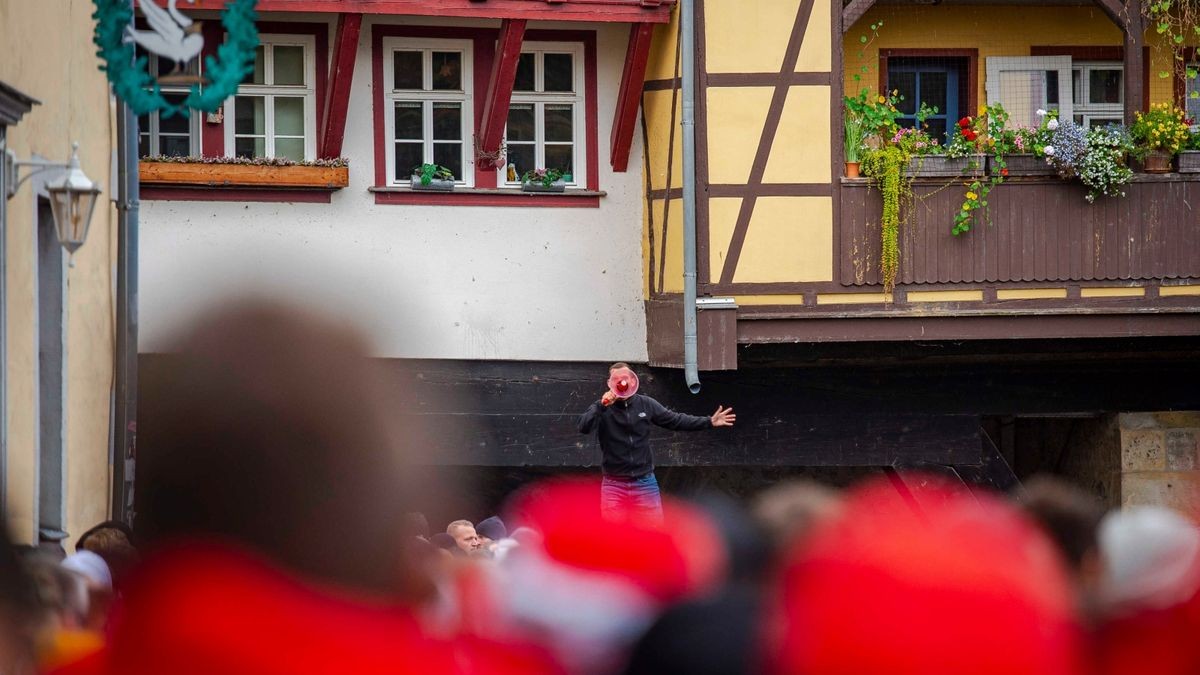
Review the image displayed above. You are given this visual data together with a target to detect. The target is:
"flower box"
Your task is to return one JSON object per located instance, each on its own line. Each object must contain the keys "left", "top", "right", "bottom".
{"left": 410, "top": 175, "right": 456, "bottom": 192}
{"left": 521, "top": 179, "right": 567, "bottom": 193}
{"left": 1179, "top": 150, "right": 1200, "bottom": 174}
{"left": 139, "top": 161, "right": 348, "bottom": 189}
{"left": 989, "top": 154, "right": 1053, "bottom": 177}
{"left": 907, "top": 154, "right": 984, "bottom": 178}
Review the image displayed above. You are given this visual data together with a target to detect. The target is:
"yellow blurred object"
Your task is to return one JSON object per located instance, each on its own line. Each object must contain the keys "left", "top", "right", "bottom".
{"left": 37, "top": 628, "right": 104, "bottom": 672}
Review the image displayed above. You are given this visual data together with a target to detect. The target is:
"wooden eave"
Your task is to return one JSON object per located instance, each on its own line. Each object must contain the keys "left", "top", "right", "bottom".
{"left": 0, "top": 80, "right": 38, "bottom": 127}
{"left": 168, "top": 0, "right": 676, "bottom": 23}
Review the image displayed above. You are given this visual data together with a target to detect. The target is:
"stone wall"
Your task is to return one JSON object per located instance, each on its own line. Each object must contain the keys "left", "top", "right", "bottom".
{"left": 1119, "top": 412, "right": 1200, "bottom": 516}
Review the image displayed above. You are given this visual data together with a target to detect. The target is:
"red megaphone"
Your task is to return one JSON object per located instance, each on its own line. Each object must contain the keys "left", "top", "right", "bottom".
{"left": 607, "top": 368, "right": 640, "bottom": 399}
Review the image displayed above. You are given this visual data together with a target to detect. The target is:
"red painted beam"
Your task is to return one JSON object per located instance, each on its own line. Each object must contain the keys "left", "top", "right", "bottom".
{"left": 610, "top": 22, "right": 653, "bottom": 172}
{"left": 165, "top": 0, "right": 675, "bottom": 23}
{"left": 478, "top": 19, "right": 527, "bottom": 168}
{"left": 320, "top": 13, "right": 363, "bottom": 159}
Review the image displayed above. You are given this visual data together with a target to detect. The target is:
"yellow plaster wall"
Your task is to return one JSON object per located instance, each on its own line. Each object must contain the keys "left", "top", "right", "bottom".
{"left": 907, "top": 289, "right": 985, "bottom": 303}
{"left": 733, "top": 197, "right": 833, "bottom": 283}
{"left": 643, "top": 90, "right": 683, "bottom": 191}
{"left": 646, "top": 197, "right": 685, "bottom": 295}
{"left": 764, "top": 86, "right": 831, "bottom": 184}
{"left": 705, "top": 87, "right": 774, "bottom": 184}
{"left": 646, "top": 11, "right": 681, "bottom": 82}
{"left": 1161, "top": 285, "right": 1200, "bottom": 297}
{"left": 996, "top": 288, "right": 1069, "bottom": 300}
{"left": 1, "top": 2, "right": 116, "bottom": 545}
{"left": 1081, "top": 287, "right": 1146, "bottom": 298}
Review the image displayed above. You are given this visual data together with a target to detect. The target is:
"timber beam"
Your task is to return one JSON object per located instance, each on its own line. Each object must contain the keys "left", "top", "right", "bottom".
{"left": 611, "top": 23, "right": 655, "bottom": 172}
{"left": 319, "top": 13, "right": 363, "bottom": 158}
{"left": 478, "top": 19, "right": 527, "bottom": 167}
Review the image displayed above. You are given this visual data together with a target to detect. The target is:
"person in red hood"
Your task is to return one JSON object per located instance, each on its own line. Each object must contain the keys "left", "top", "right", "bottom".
{"left": 48, "top": 301, "right": 560, "bottom": 675}
{"left": 765, "top": 476, "right": 1086, "bottom": 675}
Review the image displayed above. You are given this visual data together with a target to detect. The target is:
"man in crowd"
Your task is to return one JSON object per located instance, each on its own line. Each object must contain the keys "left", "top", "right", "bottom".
{"left": 578, "top": 363, "right": 735, "bottom": 517}
{"left": 447, "top": 520, "right": 483, "bottom": 555}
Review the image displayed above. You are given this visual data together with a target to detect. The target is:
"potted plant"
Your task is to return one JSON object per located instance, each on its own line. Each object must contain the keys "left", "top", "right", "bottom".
{"left": 910, "top": 115, "right": 984, "bottom": 178}
{"left": 1130, "top": 103, "right": 1189, "bottom": 173}
{"left": 521, "top": 168, "right": 567, "bottom": 193}
{"left": 411, "top": 164, "right": 457, "bottom": 191}
{"left": 1179, "top": 125, "right": 1200, "bottom": 173}
{"left": 994, "top": 110, "right": 1057, "bottom": 177}
{"left": 1047, "top": 120, "right": 1134, "bottom": 203}
{"left": 138, "top": 155, "right": 350, "bottom": 189}
{"left": 844, "top": 105, "right": 866, "bottom": 178}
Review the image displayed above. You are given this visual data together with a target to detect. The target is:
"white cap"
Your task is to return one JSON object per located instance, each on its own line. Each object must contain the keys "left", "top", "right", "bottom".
{"left": 1099, "top": 506, "right": 1200, "bottom": 612}
{"left": 62, "top": 550, "right": 113, "bottom": 590}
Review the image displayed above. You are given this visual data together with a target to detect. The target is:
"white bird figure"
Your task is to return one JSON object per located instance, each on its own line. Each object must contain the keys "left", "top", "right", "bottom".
{"left": 127, "top": 0, "right": 204, "bottom": 72}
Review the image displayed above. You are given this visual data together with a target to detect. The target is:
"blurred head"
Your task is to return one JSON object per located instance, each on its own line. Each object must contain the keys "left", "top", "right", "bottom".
{"left": 447, "top": 521, "right": 482, "bottom": 553}
{"left": 1020, "top": 476, "right": 1105, "bottom": 591}
{"left": 137, "top": 301, "right": 431, "bottom": 597}
{"left": 23, "top": 552, "right": 89, "bottom": 633}
{"left": 752, "top": 479, "right": 842, "bottom": 552}
{"left": 404, "top": 513, "right": 430, "bottom": 541}
{"left": 1098, "top": 506, "right": 1200, "bottom": 614}
{"left": 61, "top": 552, "right": 113, "bottom": 632}
{"left": 476, "top": 516, "right": 507, "bottom": 544}
{"left": 767, "top": 476, "right": 1084, "bottom": 675}
{"left": 76, "top": 523, "right": 138, "bottom": 588}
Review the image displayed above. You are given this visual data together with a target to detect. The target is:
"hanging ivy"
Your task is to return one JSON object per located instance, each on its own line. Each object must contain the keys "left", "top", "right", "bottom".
{"left": 862, "top": 146, "right": 907, "bottom": 293}
{"left": 93, "top": 0, "right": 259, "bottom": 117}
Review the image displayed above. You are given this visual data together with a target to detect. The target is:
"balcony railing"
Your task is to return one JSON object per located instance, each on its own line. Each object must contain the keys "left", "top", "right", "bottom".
{"left": 840, "top": 175, "right": 1200, "bottom": 287}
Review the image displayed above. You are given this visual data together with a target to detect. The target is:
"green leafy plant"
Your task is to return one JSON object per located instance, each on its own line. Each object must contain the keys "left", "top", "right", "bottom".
{"left": 861, "top": 146, "right": 907, "bottom": 293}
{"left": 1130, "top": 102, "right": 1192, "bottom": 158}
{"left": 844, "top": 108, "right": 867, "bottom": 163}
{"left": 1078, "top": 125, "right": 1136, "bottom": 203}
{"left": 93, "top": 0, "right": 258, "bottom": 117}
{"left": 413, "top": 163, "right": 456, "bottom": 185}
{"left": 1144, "top": 0, "right": 1200, "bottom": 89}
{"left": 951, "top": 104, "right": 1011, "bottom": 235}
{"left": 521, "top": 168, "right": 566, "bottom": 187}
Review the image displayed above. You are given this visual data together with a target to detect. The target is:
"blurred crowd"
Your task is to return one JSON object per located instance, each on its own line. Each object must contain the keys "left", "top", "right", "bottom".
{"left": 2, "top": 302, "right": 1197, "bottom": 675}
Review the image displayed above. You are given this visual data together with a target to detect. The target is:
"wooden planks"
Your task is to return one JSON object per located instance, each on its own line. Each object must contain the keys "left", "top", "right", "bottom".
{"left": 841, "top": 178, "right": 1200, "bottom": 286}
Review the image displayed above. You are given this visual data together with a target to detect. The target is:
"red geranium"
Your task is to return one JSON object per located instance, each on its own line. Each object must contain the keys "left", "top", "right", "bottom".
{"left": 958, "top": 117, "right": 972, "bottom": 129}
{"left": 1001, "top": 168, "right": 1009, "bottom": 177}
{"left": 962, "top": 129, "right": 978, "bottom": 142}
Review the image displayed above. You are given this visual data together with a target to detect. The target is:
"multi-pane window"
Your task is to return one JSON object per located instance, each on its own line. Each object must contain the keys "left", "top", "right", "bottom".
{"left": 383, "top": 38, "right": 474, "bottom": 186}
{"left": 503, "top": 44, "right": 586, "bottom": 186}
{"left": 137, "top": 52, "right": 201, "bottom": 157}
{"left": 888, "top": 57, "right": 969, "bottom": 142}
{"left": 225, "top": 34, "right": 316, "bottom": 161}
{"left": 1187, "top": 63, "right": 1200, "bottom": 123}
{"left": 1071, "top": 62, "right": 1123, "bottom": 128}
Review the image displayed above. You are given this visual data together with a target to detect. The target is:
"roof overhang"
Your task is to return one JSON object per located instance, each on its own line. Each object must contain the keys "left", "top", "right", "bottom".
{"left": 172, "top": 0, "right": 676, "bottom": 23}
{"left": 0, "top": 80, "right": 38, "bottom": 127}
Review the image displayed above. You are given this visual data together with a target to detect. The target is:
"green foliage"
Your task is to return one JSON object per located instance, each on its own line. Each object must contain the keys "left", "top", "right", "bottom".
{"left": 521, "top": 168, "right": 566, "bottom": 187}
{"left": 861, "top": 146, "right": 907, "bottom": 293}
{"left": 1130, "top": 103, "right": 1192, "bottom": 157}
{"left": 1144, "top": 0, "right": 1200, "bottom": 85}
{"left": 414, "top": 164, "right": 456, "bottom": 184}
{"left": 951, "top": 104, "right": 1011, "bottom": 235}
{"left": 93, "top": 0, "right": 258, "bottom": 117}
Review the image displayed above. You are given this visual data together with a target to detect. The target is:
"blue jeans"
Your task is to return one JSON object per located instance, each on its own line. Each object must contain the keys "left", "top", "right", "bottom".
{"left": 601, "top": 473, "right": 663, "bottom": 520}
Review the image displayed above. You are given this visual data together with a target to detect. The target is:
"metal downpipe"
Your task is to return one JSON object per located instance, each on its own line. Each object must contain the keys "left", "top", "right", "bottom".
{"left": 680, "top": 0, "right": 700, "bottom": 394}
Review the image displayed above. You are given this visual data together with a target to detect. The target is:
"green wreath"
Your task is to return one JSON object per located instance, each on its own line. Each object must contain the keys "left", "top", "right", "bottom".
{"left": 92, "top": 0, "right": 259, "bottom": 118}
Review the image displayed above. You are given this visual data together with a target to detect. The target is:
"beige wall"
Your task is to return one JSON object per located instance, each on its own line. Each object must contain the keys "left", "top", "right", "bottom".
{"left": 1, "top": 1, "right": 116, "bottom": 545}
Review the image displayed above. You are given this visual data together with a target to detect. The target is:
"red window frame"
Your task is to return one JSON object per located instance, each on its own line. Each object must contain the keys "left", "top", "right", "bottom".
{"left": 371, "top": 24, "right": 600, "bottom": 207}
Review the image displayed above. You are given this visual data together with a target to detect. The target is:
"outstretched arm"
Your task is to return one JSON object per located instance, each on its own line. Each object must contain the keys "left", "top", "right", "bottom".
{"left": 646, "top": 397, "right": 716, "bottom": 431}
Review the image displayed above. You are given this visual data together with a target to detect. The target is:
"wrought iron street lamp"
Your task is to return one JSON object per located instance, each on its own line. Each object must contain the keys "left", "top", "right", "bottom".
{"left": 4, "top": 142, "right": 101, "bottom": 254}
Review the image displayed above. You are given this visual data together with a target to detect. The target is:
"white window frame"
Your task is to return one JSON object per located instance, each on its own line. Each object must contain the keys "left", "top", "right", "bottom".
{"left": 382, "top": 37, "right": 475, "bottom": 188}
{"left": 985, "top": 56, "right": 1074, "bottom": 128}
{"left": 223, "top": 33, "right": 318, "bottom": 161}
{"left": 1072, "top": 61, "right": 1124, "bottom": 128}
{"left": 500, "top": 42, "right": 587, "bottom": 189}
{"left": 138, "top": 53, "right": 201, "bottom": 157}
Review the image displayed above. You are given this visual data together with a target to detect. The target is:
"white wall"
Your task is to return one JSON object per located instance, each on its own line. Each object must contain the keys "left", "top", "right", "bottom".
{"left": 139, "top": 16, "right": 648, "bottom": 362}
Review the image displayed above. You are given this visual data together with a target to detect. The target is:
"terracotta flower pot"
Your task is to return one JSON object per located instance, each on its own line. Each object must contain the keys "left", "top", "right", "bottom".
{"left": 1142, "top": 150, "right": 1174, "bottom": 174}
{"left": 845, "top": 161, "right": 861, "bottom": 179}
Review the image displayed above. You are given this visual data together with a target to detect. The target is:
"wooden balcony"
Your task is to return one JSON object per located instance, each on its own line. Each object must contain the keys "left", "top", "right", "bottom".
{"left": 840, "top": 175, "right": 1200, "bottom": 288}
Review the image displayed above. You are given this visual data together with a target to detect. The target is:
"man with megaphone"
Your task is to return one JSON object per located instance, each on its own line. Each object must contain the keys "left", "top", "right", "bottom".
{"left": 577, "top": 363, "right": 735, "bottom": 518}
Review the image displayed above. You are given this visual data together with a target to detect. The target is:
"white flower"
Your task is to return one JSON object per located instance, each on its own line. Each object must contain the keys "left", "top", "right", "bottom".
{"left": 1044, "top": 145, "right": 1056, "bottom": 156}
{"left": 1036, "top": 109, "right": 1047, "bottom": 117}
{"left": 1047, "top": 118, "right": 1060, "bottom": 131}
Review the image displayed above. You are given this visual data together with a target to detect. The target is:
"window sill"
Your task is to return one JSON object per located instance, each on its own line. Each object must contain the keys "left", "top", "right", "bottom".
{"left": 139, "top": 161, "right": 349, "bottom": 189}
{"left": 369, "top": 185, "right": 605, "bottom": 208}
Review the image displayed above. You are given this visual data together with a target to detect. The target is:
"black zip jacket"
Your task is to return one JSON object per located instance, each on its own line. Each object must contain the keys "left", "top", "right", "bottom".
{"left": 577, "top": 394, "right": 712, "bottom": 478}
